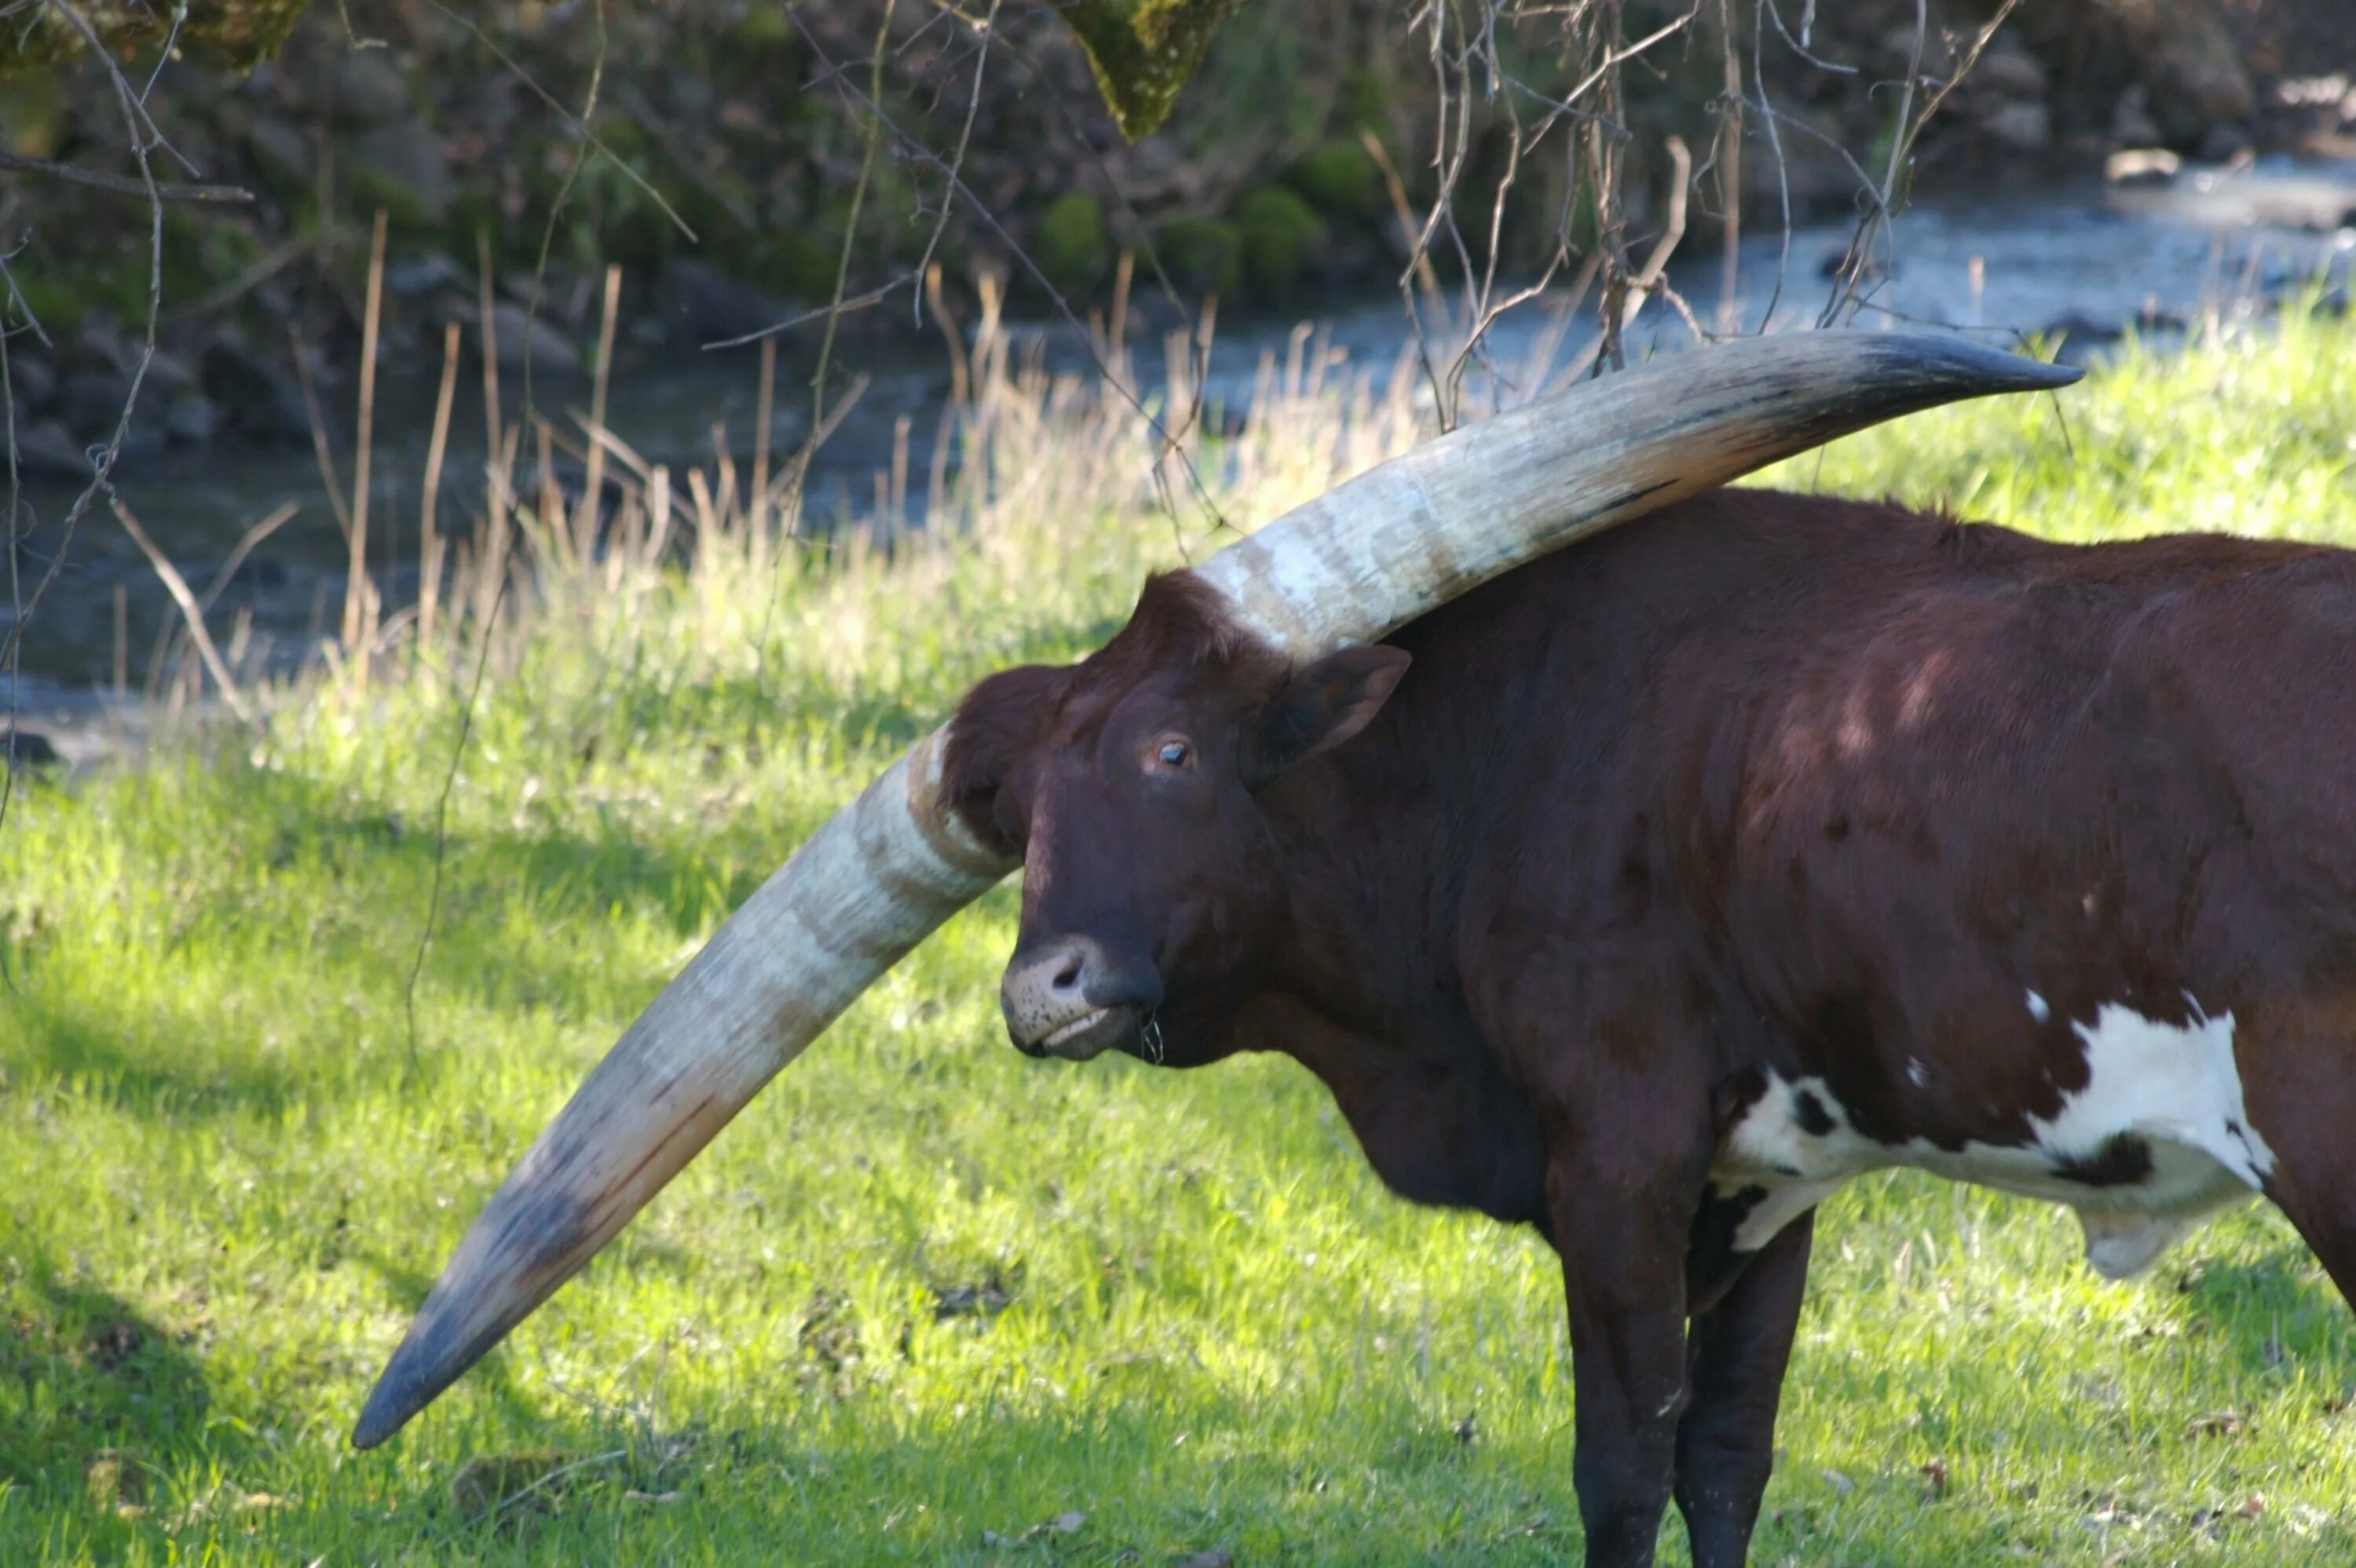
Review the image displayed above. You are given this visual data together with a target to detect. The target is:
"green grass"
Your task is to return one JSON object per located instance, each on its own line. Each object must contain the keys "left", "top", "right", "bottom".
{"left": 7, "top": 313, "right": 2356, "bottom": 1564}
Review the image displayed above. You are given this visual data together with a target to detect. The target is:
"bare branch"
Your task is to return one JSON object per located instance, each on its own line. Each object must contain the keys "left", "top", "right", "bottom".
{"left": 0, "top": 148, "right": 255, "bottom": 204}
{"left": 416, "top": 0, "right": 695, "bottom": 243}
{"left": 113, "top": 500, "right": 260, "bottom": 733}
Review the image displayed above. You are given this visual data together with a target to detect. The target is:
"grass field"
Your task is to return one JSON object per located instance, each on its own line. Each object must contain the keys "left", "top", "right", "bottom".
{"left": 6, "top": 310, "right": 2356, "bottom": 1564}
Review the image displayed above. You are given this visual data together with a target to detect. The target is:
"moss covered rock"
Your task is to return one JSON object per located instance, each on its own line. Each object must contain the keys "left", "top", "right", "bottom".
{"left": 1235, "top": 187, "right": 1327, "bottom": 300}
{"left": 1288, "top": 136, "right": 1382, "bottom": 218}
{"left": 2, "top": 0, "right": 310, "bottom": 72}
{"left": 1337, "top": 65, "right": 1392, "bottom": 131}
{"left": 1034, "top": 192, "right": 1111, "bottom": 296}
{"left": 1059, "top": 0, "right": 1251, "bottom": 137}
{"left": 1154, "top": 217, "right": 1241, "bottom": 300}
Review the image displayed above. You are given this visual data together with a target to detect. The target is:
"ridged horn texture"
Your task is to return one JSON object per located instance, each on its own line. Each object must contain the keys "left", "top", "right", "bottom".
{"left": 1196, "top": 332, "right": 2080, "bottom": 653}
{"left": 352, "top": 331, "right": 2076, "bottom": 1449}
{"left": 351, "top": 731, "right": 1012, "bottom": 1448}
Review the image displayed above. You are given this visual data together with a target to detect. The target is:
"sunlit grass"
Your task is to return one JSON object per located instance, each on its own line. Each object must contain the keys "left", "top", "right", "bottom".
{"left": 5, "top": 314, "right": 2356, "bottom": 1563}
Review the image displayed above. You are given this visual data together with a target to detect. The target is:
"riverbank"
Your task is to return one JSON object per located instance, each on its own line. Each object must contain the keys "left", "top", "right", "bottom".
{"left": 9, "top": 152, "right": 2356, "bottom": 731}
{"left": 4, "top": 313, "right": 2355, "bottom": 1562}
{"left": 6, "top": 0, "right": 2354, "bottom": 478}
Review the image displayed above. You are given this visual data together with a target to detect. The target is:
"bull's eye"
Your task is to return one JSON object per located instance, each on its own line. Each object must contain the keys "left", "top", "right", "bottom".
{"left": 1154, "top": 740, "right": 1191, "bottom": 769}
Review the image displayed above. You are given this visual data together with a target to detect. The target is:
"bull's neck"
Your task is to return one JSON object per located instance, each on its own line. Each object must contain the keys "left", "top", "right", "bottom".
{"left": 1252, "top": 746, "right": 1471, "bottom": 1049}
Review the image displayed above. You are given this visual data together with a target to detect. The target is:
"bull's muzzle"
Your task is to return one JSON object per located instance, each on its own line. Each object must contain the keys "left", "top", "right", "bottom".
{"left": 1001, "top": 935, "right": 1162, "bottom": 1059}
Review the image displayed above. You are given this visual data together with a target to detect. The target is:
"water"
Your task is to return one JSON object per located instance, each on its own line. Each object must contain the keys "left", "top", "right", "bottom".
{"left": 8, "top": 162, "right": 2354, "bottom": 725}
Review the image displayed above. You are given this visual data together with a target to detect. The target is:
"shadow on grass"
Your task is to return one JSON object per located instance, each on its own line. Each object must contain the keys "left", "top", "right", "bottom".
{"left": 2171, "top": 1234, "right": 2355, "bottom": 1376}
{"left": 0, "top": 1252, "right": 212, "bottom": 1526}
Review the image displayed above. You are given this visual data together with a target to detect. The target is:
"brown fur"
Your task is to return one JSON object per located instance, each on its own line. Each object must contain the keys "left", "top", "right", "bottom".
{"left": 946, "top": 488, "right": 2356, "bottom": 1567}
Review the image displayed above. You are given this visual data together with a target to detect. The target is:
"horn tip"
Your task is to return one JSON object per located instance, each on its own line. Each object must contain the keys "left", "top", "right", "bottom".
{"left": 351, "top": 1308, "right": 494, "bottom": 1449}
{"left": 350, "top": 1379, "right": 412, "bottom": 1450}
{"left": 1879, "top": 333, "right": 2083, "bottom": 392}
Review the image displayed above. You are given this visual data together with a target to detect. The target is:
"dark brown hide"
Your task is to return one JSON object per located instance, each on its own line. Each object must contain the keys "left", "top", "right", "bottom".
{"left": 947, "top": 489, "right": 2356, "bottom": 1566}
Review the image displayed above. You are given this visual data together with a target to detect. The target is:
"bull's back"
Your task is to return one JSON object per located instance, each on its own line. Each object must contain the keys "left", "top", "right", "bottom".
{"left": 1394, "top": 488, "right": 2356, "bottom": 1168}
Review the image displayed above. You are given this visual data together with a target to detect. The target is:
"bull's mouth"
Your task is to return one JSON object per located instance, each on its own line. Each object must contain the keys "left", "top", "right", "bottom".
{"left": 1024, "top": 1003, "right": 1139, "bottom": 1061}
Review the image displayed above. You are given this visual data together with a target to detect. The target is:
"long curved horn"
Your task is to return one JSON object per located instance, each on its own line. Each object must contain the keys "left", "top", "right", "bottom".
{"left": 1197, "top": 332, "right": 2078, "bottom": 652}
{"left": 352, "top": 332, "right": 2076, "bottom": 1449}
{"left": 352, "top": 733, "right": 1013, "bottom": 1447}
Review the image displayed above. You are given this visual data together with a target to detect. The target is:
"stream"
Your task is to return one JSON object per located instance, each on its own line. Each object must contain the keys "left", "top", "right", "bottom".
{"left": 8, "top": 159, "right": 2356, "bottom": 735}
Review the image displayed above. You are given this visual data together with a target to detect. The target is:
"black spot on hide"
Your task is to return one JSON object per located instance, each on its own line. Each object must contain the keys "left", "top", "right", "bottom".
{"left": 2052, "top": 1135, "right": 2155, "bottom": 1188}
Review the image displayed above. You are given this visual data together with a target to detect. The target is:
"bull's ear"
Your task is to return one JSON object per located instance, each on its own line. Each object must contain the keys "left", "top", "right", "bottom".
{"left": 944, "top": 663, "right": 1066, "bottom": 851}
{"left": 1244, "top": 645, "right": 1411, "bottom": 787}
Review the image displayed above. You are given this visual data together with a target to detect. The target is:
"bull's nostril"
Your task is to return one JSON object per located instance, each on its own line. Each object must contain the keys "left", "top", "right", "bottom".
{"left": 1051, "top": 956, "right": 1083, "bottom": 992}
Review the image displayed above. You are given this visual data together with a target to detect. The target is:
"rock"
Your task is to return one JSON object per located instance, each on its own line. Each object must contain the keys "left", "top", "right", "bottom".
{"left": 1289, "top": 136, "right": 1383, "bottom": 218}
{"left": 61, "top": 367, "right": 133, "bottom": 437}
{"left": 73, "top": 316, "right": 131, "bottom": 374}
{"left": 143, "top": 350, "right": 198, "bottom": 397}
{"left": 6, "top": 352, "right": 57, "bottom": 415}
{"left": 1235, "top": 187, "right": 1327, "bottom": 301}
{"left": 1878, "top": 22, "right": 1952, "bottom": 74}
{"left": 200, "top": 338, "right": 312, "bottom": 444}
{"left": 651, "top": 258, "right": 786, "bottom": 345}
{"left": 1986, "top": 101, "right": 2054, "bottom": 153}
{"left": 333, "top": 48, "right": 412, "bottom": 127}
{"left": 481, "top": 300, "right": 580, "bottom": 376}
{"left": 386, "top": 254, "right": 466, "bottom": 299}
{"left": 165, "top": 393, "right": 219, "bottom": 445}
{"left": 2199, "top": 123, "right": 2253, "bottom": 165}
{"left": 346, "top": 119, "right": 451, "bottom": 225}
{"left": 16, "top": 418, "right": 90, "bottom": 479}
{"left": 1970, "top": 46, "right": 2046, "bottom": 101}
{"left": 2151, "top": 40, "right": 2254, "bottom": 145}
{"left": 2107, "top": 147, "right": 2182, "bottom": 186}
{"left": 1033, "top": 192, "right": 1110, "bottom": 296}
{"left": 2112, "top": 86, "right": 2163, "bottom": 150}
{"left": 246, "top": 115, "right": 314, "bottom": 185}
{"left": 1155, "top": 217, "right": 1241, "bottom": 299}
{"left": 1, "top": 729, "right": 60, "bottom": 770}
{"left": 1739, "top": 107, "right": 1858, "bottom": 217}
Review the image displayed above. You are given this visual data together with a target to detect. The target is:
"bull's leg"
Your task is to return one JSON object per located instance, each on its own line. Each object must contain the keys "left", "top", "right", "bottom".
{"left": 2244, "top": 1052, "right": 2356, "bottom": 1312}
{"left": 1546, "top": 1149, "right": 1704, "bottom": 1568}
{"left": 1674, "top": 1211, "right": 1814, "bottom": 1568}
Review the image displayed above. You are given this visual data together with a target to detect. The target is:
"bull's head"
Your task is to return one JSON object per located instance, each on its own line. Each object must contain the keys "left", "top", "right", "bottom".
{"left": 949, "top": 572, "right": 1407, "bottom": 1066}
{"left": 351, "top": 334, "right": 2076, "bottom": 1449}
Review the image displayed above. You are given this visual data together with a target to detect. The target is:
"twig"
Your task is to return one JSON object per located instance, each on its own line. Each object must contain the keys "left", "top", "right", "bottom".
{"left": 0, "top": 269, "right": 21, "bottom": 910}
{"left": 1821, "top": 0, "right": 2022, "bottom": 327}
{"left": 0, "top": 0, "right": 168, "bottom": 681}
{"left": 164, "top": 236, "right": 308, "bottom": 321}
{"left": 781, "top": 3, "right": 1224, "bottom": 532}
{"left": 0, "top": 243, "right": 53, "bottom": 349}
{"left": 1760, "top": 0, "right": 1858, "bottom": 74}
{"left": 113, "top": 500, "right": 259, "bottom": 731}
{"left": 405, "top": 568, "right": 508, "bottom": 1071}
{"left": 0, "top": 148, "right": 254, "bottom": 205}
{"left": 1751, "top": 0, "right": 1795, "bottom": 328}
{"left": 1821, "top": 0, "right": 1922, "bottom": 327}
{"left": 704, "top": 275, "right": 914, "bottom": 351}
{"left": 913, "top": 0, "right": 1000, "bottom": 313}
{"left": 343, "top": 210, "right": 387, "bottom": 666}
{"left": 1716, "top": 0, "right": 1743, "bottom": 333}
{"left": 196, "top": 502, "right": 299, "bottom": 617}
{"left": 492, "top": 1445, "right": 627, "bottom": 1516}
{"left": 290, "top": 329, "right": 355, "bottom": 540}
{"left": 613, "top": 81, "right": 755, "bottom": 228}
{"left": 416, "top": 0, "right": 692, "bottom": 243}
{"left": 419, "top": 322, "right": 462, "bottom": 650}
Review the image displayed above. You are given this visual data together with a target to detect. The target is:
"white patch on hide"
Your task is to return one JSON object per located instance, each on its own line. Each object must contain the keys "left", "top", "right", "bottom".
{"left": 2025, "top": 989, "right": 2050, "bottom": 1023}
{"left": 1710, "top": 997, "right": 2270, "bottom": 1265}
